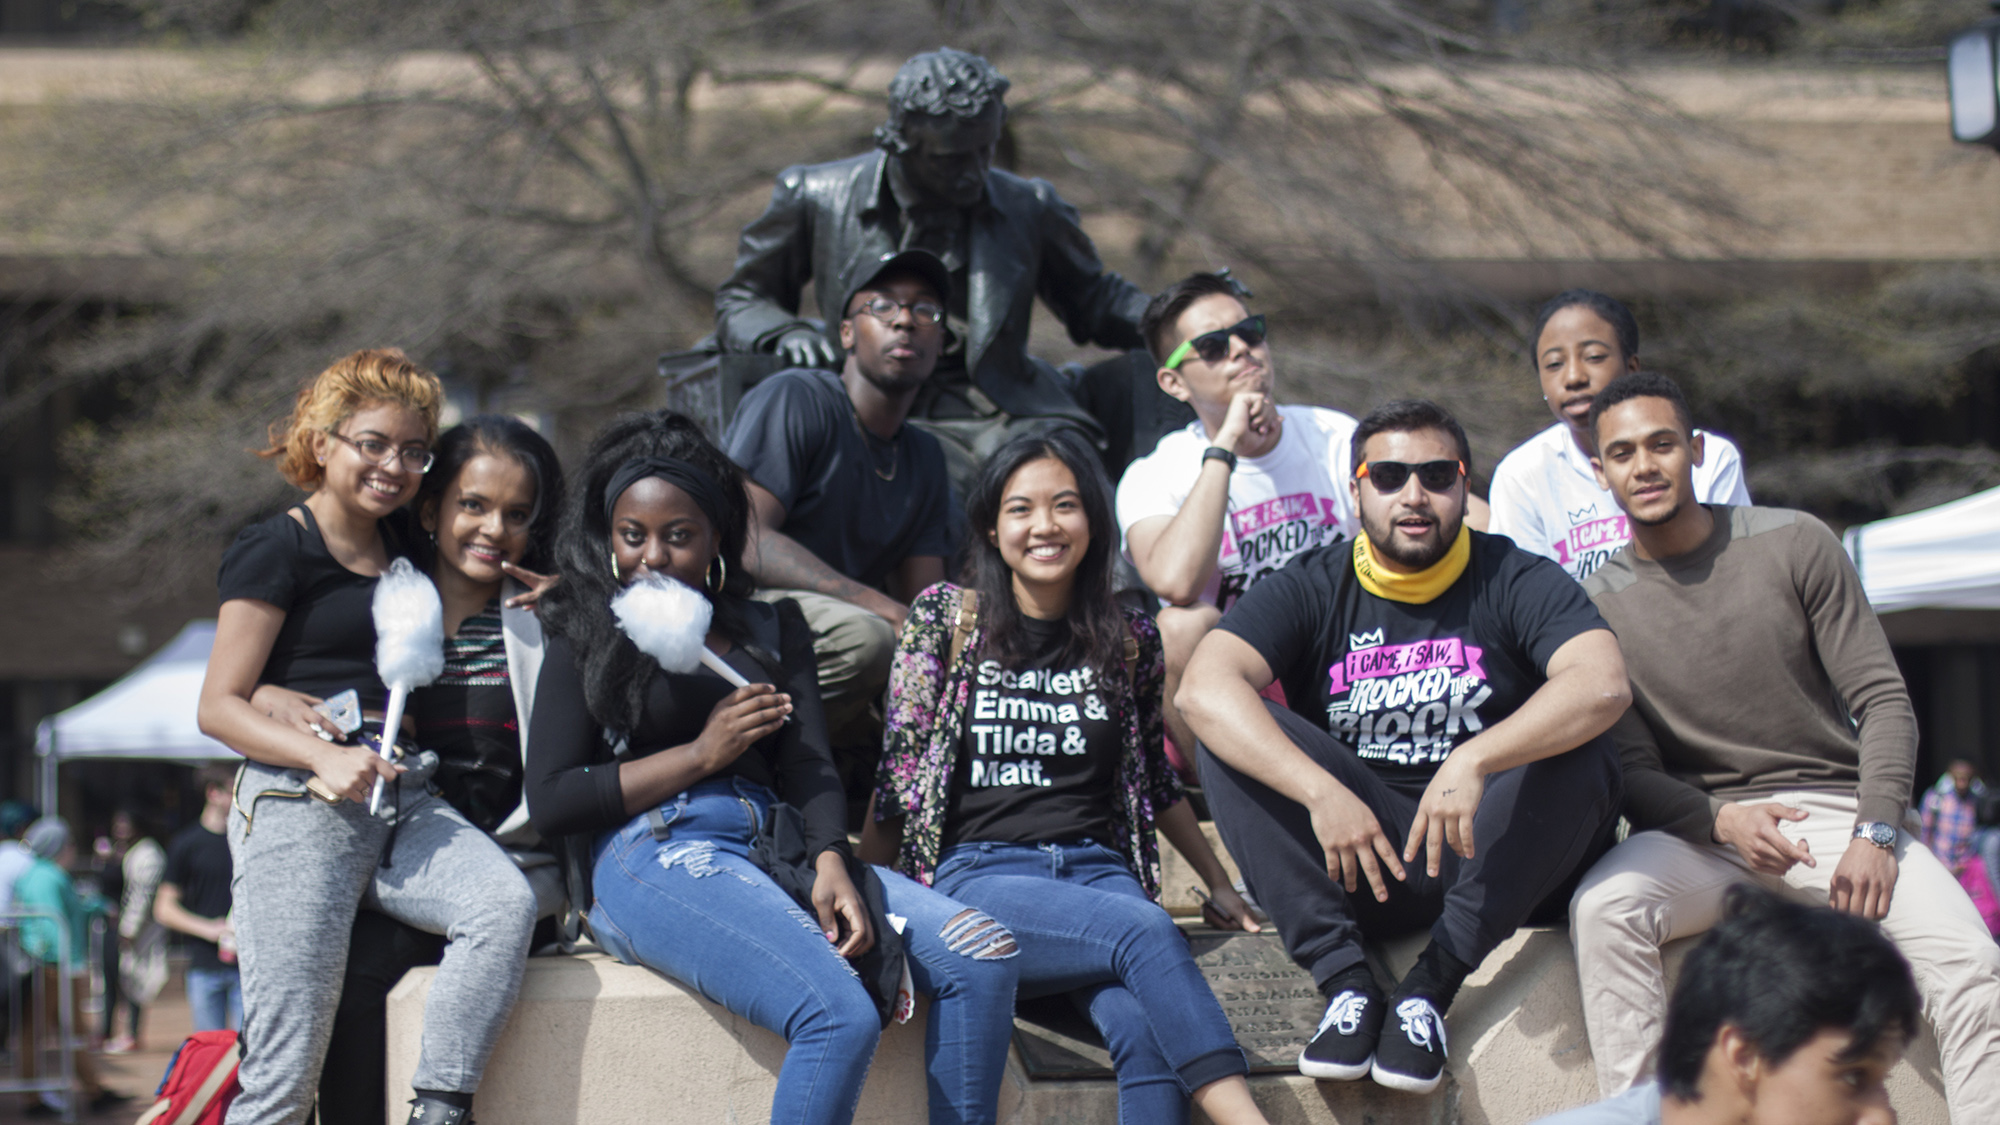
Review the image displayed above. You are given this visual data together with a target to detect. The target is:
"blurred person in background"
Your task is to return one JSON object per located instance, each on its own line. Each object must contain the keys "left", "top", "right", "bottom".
{"left": 0, "top": 800, "right": 38, "bottom": 1056}
{"left": 1920, "top": 760, "right": 1986, "bottom": 876}
{"left": 13, "top": 817, "right": 125, "bottom": 1115}
{"left": 106, "top": 810, "right": 167, "bottom": 1054}
{"left": 155, "top": 767, "right": 240, "bottom": 1032}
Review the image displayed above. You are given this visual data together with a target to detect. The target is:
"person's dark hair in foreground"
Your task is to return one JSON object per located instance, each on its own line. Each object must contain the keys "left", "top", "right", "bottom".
{"left": 1659, "top": 885, "right": 1919, "bottom": 1102}
{"left": 1535, "top": 885, "right": 1919, "bottom": 1125}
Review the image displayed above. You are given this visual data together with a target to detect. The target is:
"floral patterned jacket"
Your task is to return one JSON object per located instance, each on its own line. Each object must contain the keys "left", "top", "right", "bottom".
{"left": 873, "top": 582, "right": 1183, "bottom": 899}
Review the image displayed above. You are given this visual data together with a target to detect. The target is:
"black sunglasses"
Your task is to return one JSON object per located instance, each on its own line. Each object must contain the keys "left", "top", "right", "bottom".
{"left": 1165, "top": 315, "right": 1268, "bottom": 369}
{"left": 1355, "top": 459, "right": 1465, "bottom": 494}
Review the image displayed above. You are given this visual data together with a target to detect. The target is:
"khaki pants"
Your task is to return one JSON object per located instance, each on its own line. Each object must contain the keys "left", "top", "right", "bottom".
{"left": 754, "top": 588, "right": 896, "bottom": 749}
{"left": 1570, "top": 790, "right": 2000, "bottom": 1120}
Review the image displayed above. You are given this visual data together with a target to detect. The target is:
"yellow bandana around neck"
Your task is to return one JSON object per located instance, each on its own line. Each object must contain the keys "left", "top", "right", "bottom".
{"left": 1352, "top": 524, "right": 1471, "bottom": 604}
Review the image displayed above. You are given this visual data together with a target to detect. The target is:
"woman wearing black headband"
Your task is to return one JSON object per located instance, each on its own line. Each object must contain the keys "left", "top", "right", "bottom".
{"left": 525, "top": 411, "right": 1019, "bottom": 1125}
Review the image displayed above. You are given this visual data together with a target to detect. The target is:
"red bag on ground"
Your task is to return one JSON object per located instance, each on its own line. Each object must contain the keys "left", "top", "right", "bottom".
{"left": 1960, "top": 855, "right": 2000, "bottom": 937}
{"left": 135, "top": 1029, "right": 241, "bottom": 1125}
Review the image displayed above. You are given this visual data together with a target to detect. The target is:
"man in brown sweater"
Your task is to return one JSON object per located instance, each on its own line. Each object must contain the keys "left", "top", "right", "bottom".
{"left": 1570, "top": 372, "right": 2000, "bottom": 1121}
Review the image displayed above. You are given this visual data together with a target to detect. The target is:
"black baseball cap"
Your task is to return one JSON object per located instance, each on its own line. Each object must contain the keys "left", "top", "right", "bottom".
{"left": 838, "top": 249, "right": 952, "bottom": 319}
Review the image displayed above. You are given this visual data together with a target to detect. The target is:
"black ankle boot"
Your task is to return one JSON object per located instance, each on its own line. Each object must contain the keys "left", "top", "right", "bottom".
{"left": 406, "top": 1095, "right": 474, "bottom": 1125}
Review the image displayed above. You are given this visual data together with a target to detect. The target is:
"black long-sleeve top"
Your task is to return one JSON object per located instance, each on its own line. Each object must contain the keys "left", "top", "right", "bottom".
{"left": 524, "top": 597, "right": 847, "bottom": 860}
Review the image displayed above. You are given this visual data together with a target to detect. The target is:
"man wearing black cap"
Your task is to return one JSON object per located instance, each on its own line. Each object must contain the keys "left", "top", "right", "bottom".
{"left": 716, "top": 48, "right": 1149, "bottom": 494}
{"left": 724, "top": 249, "right": 955, "bottom": 752}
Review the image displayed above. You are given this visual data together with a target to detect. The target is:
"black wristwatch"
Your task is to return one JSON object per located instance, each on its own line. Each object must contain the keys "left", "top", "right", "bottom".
{"left": 1202, "top": 446, "right": 1238, "bottom": 471}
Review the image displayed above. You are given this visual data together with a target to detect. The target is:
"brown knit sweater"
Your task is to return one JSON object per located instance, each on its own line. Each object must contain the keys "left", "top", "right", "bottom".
{"left": 1583, "top": 506, "right": 1916, "bottom": 843}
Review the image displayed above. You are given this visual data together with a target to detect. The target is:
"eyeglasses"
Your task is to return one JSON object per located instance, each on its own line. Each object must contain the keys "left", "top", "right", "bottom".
{"left": 848, "top": 296, "right": 946, "bottom": 327}
{"left": 1355, "top": 459, "right": 1465, "bottom": 494}
{"left": 1164, "top": 315, "right": 1267, "bottom": 369}
{"left": 328, "top": 430, "right": 435, "bottom": 474}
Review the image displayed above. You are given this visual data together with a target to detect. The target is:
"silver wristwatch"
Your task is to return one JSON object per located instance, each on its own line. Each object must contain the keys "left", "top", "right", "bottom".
{"left": 1853, "top": 821, "right": 1897, "bottom": 850}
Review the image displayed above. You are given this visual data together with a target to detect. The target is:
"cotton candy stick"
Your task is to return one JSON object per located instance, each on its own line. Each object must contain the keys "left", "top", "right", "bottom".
{"left": 610, "top": 573, "right": 752, "bottom": 687}
{"left": 370, "top": 558, "right": 446, "bottom": 813}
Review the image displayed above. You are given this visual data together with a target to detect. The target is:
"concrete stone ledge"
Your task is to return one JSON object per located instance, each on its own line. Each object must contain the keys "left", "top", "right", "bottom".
{"left": 388, "top": 927, "right": 1949, "bottom": 1124}
{"left": 389, "top": 849, "right": 1948, "bottom": 1125}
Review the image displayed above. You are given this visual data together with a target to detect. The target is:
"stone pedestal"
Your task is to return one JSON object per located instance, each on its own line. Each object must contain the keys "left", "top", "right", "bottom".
{"left": 386, "top": 927, "right": 1950, "bottom": 1124}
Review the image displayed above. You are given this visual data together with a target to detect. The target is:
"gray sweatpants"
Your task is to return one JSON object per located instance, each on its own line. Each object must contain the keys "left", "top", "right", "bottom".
{"left": 226, "top": 759, "right": 536, "bottom": 1125}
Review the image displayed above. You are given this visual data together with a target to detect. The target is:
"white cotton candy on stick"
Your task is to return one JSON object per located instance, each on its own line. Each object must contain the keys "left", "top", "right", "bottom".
{"left": 610, "top": 573, "right": 751, "bottom": 687}
{"left": 369, "top": 557, "right": 446, "bottom": 813}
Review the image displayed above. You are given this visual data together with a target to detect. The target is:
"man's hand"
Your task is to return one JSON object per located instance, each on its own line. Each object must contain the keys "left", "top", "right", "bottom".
{"left": 1713, "top": 802, "right": 1814, "bottom": 876}
{"left": 1306, "top": 780, "right": 1406, "bottom": 902}
{"left": 777, "top": 328, "right": 839, "bottom": 369}
{"left": 1829, "top": 838, "right": 1898, "bottom": 919}
{"left": 1213, "top": 390, "right": 1276, "bottom": 455}
{"left": 877, "top": 600, "right": 910, "bottom": 637}
{"left": 1406, "top": 752, "right": 1485, "bottom": 877}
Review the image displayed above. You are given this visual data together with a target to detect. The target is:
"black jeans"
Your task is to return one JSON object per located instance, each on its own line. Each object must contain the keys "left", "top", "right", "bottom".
{"left": 316, "top": 911, "right": 447, "bottom": 1125}
{"left": 1197, "top": 700, "right": 1621, "bottom": 991}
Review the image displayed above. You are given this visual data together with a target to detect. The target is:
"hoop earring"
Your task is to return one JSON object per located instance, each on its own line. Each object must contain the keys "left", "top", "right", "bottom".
{"left": 610, "top": 549, "right": 621, "bottom": 582}
{"left": 706, "top": 555, "right": 726, "bottom": 593}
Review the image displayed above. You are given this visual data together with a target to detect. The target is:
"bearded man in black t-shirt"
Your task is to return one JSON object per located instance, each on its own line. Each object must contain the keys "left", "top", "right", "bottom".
{"left": 1179, "top": 399, "right": 1629, "bottom": 1095}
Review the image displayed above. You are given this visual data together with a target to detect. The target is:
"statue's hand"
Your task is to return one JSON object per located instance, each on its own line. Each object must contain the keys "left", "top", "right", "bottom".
{"left": 776, "top": 328, "right": 839, "bottom": 369}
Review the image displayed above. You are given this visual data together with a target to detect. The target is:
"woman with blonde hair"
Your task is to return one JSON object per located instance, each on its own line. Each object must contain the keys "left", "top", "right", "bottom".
{"left": 197, "top": 349, "right": 537, "bottom": 1125}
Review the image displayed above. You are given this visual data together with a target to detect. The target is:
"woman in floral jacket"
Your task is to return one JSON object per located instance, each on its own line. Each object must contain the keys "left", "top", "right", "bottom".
{"left": 863, "top": 430, "right": 1272, "bottom": 1125}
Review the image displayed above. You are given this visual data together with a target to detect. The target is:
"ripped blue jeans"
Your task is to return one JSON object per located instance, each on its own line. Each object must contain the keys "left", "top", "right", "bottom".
{"left": 933, "top": 841, "right": 1249, "bottom": 1125}
{"left": 589, "top": 777, "right": 1018, "bottom": 1125}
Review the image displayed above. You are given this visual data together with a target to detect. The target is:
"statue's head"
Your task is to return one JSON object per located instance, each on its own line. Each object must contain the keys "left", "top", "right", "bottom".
{"left": 875, "top": 48, "right": 1010, "bottom": 209}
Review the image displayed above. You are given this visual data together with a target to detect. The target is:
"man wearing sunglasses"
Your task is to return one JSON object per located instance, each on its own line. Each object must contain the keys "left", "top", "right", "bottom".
{"left": 1116, "top": 272, "right": 1362, "bottom": 758}
{"left": 724, "top": 249, "right": 956, "bottom": 754}
{"left": 1179, "top": 399, "right": 1628, "bottom": 1096}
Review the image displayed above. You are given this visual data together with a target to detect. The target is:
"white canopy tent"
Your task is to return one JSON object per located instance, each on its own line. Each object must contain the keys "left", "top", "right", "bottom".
{"left": 33, "top": 620, "right": 233, "bottom": 811}
{"left": 1843, "top": 486, "right": 2000, "bottom": 613}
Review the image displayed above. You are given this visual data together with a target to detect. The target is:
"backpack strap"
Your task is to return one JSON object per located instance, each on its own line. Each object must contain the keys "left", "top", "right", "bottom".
{"left": 948, "top": 589, "right": 979, "bottom": 674}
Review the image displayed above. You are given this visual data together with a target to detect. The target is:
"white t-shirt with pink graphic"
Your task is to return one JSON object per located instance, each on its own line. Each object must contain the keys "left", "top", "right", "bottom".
{"left": 1487, "top": 421, "right": 1750, "bottom": 584}
{"left": 1116, "top": 404, "right": 1359, "bottom": 611}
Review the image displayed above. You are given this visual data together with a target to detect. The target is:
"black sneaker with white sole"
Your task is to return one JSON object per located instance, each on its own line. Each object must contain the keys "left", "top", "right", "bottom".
{"left": 1297, "top": 987, "right": 1384, "bottom": 1080}
{"left": 1370, "top": 995, "right": 1448, "bottom": 1093}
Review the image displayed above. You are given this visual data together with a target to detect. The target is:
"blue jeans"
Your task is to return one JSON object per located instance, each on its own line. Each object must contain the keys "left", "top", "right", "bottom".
{"left": 186, "top": 964, "right": 242, "bottom": 1032}
{"left": 589, "top": 778, "right": 1018, "bottom": 1125}
{"left": 932, "top": 840, "right": 1247, "bottom": 1125}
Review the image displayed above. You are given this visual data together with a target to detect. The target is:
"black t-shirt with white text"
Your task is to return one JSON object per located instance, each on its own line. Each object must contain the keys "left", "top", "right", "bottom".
{"left": 1218, "top": 534, "right": 1607, "bottom": 786}
{"left": 944, "top": 615, "right": 1121, "bottom": 847}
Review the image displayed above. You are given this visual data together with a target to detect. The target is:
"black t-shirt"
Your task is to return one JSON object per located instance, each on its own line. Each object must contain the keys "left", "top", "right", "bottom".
{"left": 412, "top": 602, "right": 520, "bottom": 834}
{"left": 1218, "top": 533, "right": 1608, "bottom": 786}
{"left": 163, "top": 823, "right": 233, "bottom": 971}
{"left": 723, "top": 368, "right": 954, "bottom": 590}
{"left": 525, "top": 597, "right": 848, "bottom": 861}
{"left": 943, "top": 615, "right": 1122, "bottom": 848}
{"left": 215, "top": 505, "right": 417, "bottom": 711}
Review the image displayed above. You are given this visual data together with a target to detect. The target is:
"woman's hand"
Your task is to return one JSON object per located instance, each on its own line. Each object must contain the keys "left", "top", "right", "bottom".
{"left": 311, "top": 742, "right": 405, "bottom": 805}
{"left": 1200, "top": 883, "right": 1263, "bottom": 932}
{"left": 250, "top": 685, "right": 339, "bottom": 740}
{"left": 692, "top": 684, "right": 792, "bottom": 772}
{"left": 812, "top": 850, "right": 874, "bottom": 959}
{"left": 501, "top": 562, "right": 558, "bottom": 611}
